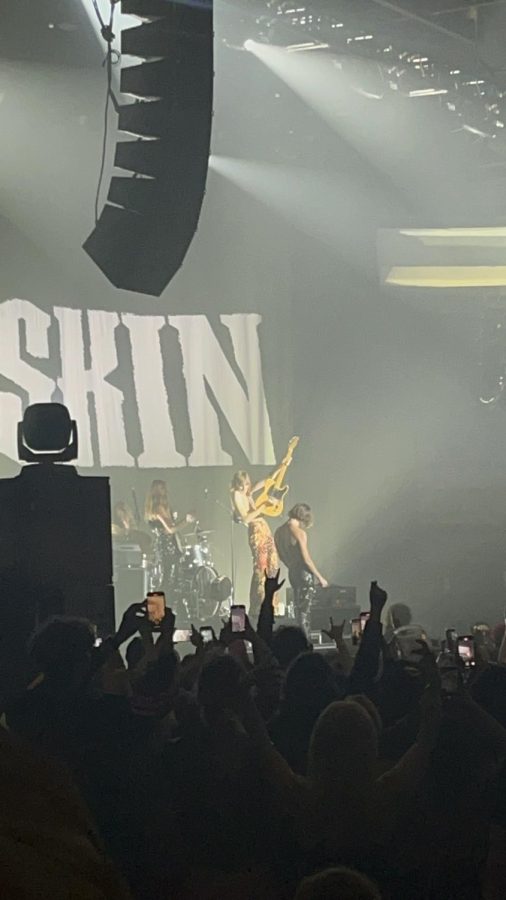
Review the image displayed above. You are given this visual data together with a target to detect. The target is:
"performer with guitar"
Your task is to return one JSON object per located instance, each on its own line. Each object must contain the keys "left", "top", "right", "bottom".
{"left": 230, "top": 437, "right": 299, "bottom": 616}
{"left": 230, "top": 470, "right": 279, "bottom": 617}
{"left": 275, "top": 503, "right": 328, "bottom": 632}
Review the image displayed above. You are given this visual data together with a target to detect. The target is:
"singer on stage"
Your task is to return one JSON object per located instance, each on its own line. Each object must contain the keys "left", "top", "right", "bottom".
{"left": 230, "top": 470, "right": 279, "bottom": 617}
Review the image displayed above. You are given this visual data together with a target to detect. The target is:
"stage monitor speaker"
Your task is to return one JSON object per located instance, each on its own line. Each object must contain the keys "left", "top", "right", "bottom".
{"left": 114, "top": 566, "right": 148, "bottom": 626}
{"left": 113, "top": 544, "right": 144, "bottom": 569}
{"left": 83, "top": 0, "right": 213, "bottom": 296}
{"left": 315, "top": 585, "right": 357, "bottom": 607}
{"left": 310, "top": 605, "right": 360, "bottom": 635}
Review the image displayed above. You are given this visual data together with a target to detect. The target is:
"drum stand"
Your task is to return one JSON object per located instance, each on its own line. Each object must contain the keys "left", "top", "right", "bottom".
{"left": 215, "top": 499, "right": 236, "bottom": 606}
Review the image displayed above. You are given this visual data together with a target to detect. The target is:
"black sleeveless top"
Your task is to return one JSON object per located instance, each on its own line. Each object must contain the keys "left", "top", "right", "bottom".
{"left": 274, "top": 521, "right": 304, "bottom": 571}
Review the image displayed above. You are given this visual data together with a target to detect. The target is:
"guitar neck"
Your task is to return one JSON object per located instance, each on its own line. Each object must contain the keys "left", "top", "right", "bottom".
{"left": 271, "top": 462, "right": 288, "bottom": 490}
{"left": 268, "top": 450, "right": 294, "bottom": 489}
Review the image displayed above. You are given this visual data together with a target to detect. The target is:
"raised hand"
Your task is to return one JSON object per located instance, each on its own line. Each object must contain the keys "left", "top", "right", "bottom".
{"left": 413, "top": 640, "right": 439, "bottom": 686}
{"left": 219, "top": 618, "right": 235, "bottom": 647}
{"left": 113, "top": 602, "right": 144, "bottom": 647}
{"left": 158, "top": 606, "right": 175, "bottom": 633}
{"left": 322, "top": 616, "right": 346, "bottom": 644}
{"left": 369, "top": 580, "right": 388, "bottom": 614}
{"left": 264, "top": 569, "right": 285, "bottom": 596}
{"left": 190, "top": 623, "right": 203, "bottom": 650}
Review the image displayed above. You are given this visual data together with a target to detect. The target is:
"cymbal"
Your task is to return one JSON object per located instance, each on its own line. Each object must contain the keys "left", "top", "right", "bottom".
{"left": 184, "top": 530, "right": 215, "bottom": 542}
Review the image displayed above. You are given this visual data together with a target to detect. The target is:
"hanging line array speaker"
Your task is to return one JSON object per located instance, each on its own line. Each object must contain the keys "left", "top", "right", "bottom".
{"left": 83, "top": 0, "right": 214, "bottom": 297}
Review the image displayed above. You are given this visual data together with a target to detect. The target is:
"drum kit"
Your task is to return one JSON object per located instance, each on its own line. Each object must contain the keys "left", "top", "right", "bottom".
{"left": 113, "top": 522, "right": 232, "bottom": 623}
{"left": 174, "top": 530, "right": 232, "bottom": 621}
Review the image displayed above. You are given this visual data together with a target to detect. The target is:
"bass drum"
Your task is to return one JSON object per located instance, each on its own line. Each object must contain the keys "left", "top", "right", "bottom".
{"left": 181, "top": 541, "right": 211, "bottom": 573}
{"left": 193, "top": 565, "right": 232, "bottom": 620}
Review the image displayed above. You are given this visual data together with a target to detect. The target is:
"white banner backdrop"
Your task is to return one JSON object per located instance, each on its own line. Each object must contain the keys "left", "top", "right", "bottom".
{"left": 0, "top": 298, "right": 275, "bottom": 468}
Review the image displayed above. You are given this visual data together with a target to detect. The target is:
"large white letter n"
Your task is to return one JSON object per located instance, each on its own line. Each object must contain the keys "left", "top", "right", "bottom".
{"left": 169, "top": 314, "right": 275, "bottom": 467}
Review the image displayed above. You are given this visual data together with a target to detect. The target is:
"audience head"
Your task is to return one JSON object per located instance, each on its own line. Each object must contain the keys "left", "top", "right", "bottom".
{"left": 28, "top": 616, "right": 95, "bottom": 689}
{"left": 136, "top": 651, "right": 179, "bottom": 700}
{"left": 387, "top": 602, "right": 412, "bottom": 630}
{"left": 377, "top": 658, "right": 422, "bottom": 725}
{"left": 284, "top": 652, "right": 341, "bottom": 713}
{"left": 491, "top": 621, "right": 505, "bottom": 651}
{"left": 347, "top": 694, "right": 382, "bottom": 738}
{"left": 295, "top": 867, "right": 381, "bottom": 900}
{"left": 308, "top": 701, "right": 378, "bottom": 790}
{"left": 198, "top": 653, "right": 244, "bottom": 719}
{"left": 272, "top": 625, "right": 310, "bottom": 669}
{"left": 472, "top": 621, "right": 496, "bottom": 660}
{"left": 472, "top": 664, "right": 506, "bottom": 729}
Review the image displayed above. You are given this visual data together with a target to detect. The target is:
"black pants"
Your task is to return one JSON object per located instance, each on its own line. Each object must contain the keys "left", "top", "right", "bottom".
{"left": 288, "top": 568, "right": 317, "bottom": 632}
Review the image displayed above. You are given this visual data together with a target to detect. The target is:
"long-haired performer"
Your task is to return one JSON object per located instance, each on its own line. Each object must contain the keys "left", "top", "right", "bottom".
{"left": 145, "top": 480, "right": 179, "bottom": 534}
{"left": 230, "top": 471, "right": 279, "bottom": 617}
{"left": 145, "top": 479, "right": 194, "bottom": 594}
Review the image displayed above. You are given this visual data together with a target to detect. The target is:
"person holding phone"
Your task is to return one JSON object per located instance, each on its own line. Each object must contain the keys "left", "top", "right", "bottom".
{"left": 230, "top": 471, "right": 280, "bottom": 617}
{"left": 274, "top": 503, "right": 328, "bottom": 632}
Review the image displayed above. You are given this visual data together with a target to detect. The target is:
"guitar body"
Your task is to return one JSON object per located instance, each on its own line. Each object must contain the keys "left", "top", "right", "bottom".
{"left": 254, "top": 437, "right": 299, "bottom": 518}
{"left": 256, "top": 485, "right": 289, "bottom": 518}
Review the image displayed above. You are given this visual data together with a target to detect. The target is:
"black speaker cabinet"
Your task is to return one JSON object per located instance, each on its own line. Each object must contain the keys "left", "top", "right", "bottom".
{"left": 0, "top": 464, "right": 113, "bottom": 696}
{"left": 314, "top": 584, "right": 357, "bottom": 607}
{"left": 310, "top": 605, "right": 360, "bottom": 635}
{"left": 114, "top": 565, "right": 149, "bottom": 625}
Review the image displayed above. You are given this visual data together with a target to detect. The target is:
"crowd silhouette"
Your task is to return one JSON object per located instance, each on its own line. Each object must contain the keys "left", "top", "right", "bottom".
{"left": 1, "top": 574, "right": 506, "bottom": 899}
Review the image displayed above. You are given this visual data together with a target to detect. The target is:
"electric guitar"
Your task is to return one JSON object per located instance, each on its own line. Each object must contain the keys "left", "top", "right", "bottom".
{"left": 254, "top": 436, "right": 300, "bottom": 518}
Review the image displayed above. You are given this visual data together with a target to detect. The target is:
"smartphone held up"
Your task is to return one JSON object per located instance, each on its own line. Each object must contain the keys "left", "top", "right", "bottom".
{"left": 457, "top": 635, "right": 476, "bottom": 669}
{"left": 231, "top": 604, "right": 246, "bottom": 633}
{"left": 173, "top": 629, "right": 192, "bottom": 643}
{"left": 351, "top": 618, "right": 361, "bottom": 646}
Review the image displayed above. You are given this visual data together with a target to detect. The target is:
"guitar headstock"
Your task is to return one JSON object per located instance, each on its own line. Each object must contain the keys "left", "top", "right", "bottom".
{"left": 284, "top": 436, "right": 300, "bottom": 461}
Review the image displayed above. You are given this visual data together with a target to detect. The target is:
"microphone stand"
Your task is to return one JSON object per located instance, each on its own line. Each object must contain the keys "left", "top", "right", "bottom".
{"left": 131, "top": 487, "right": 141, "bottom": 527}
{"left": 215, "top": 498, "right": 238, "bottom": 605}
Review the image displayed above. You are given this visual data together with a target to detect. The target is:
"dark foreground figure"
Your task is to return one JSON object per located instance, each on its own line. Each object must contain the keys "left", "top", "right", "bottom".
{"left": 2, "top": 576, "right": 506, "bottom": 900}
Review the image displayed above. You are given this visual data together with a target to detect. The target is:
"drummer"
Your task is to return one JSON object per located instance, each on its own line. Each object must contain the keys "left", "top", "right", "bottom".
{"left": 111, "top": 500, "right": 151, "bottom": 555}
{"left": 112, "top": 501, "right": 135, "bottom": 537}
